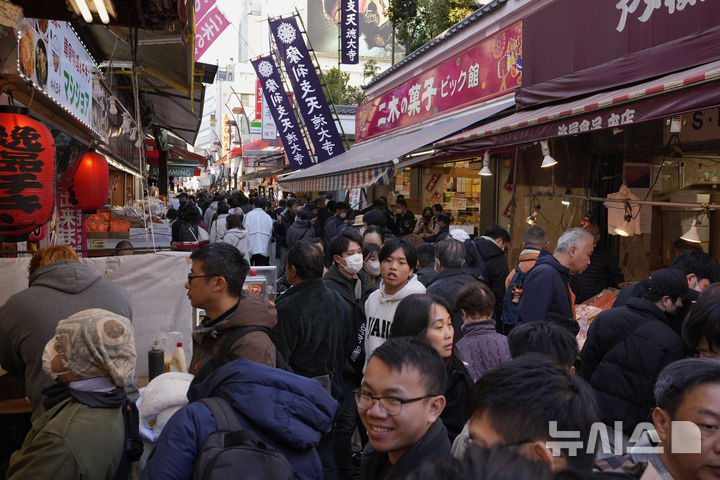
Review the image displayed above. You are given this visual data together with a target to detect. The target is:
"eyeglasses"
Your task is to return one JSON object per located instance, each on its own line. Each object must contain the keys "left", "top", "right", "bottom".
{"left": 354, "top": 389, "right": 438, "bottom": 416}
{"left": 187, "top": 274, "right": 215, "bottom": 283}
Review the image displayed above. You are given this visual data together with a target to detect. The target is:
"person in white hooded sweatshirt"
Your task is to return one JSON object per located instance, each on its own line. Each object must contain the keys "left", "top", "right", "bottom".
{"left": 221, "top": 214, "right": 252, "bottom": 264}
{"left": 363, "top": 238, "right": 426, "bottom": 371}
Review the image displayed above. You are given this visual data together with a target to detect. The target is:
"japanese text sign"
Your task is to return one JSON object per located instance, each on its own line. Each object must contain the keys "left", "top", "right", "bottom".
{"left": 356, "top": 22, "right": 522, "bottom": 142}
{"left": 615, "top": 0, "right": 707, "bottom": 33}
{"left": 0, "top": 111, "right": 55, "bottom": 240}
{"left": 18, "top": 19, "right": 95, "bottom": 129}
{"left": 262, "top": 92, "right": 278, "bottom": 140}
{"left": 195, "top": 6, "right": 230, "bottom": 61}
{"left": 195, "top": 0, "right": 215, "bottom": 23}
{"left": 55, "top": 190, "right": 85, "bottom": 252}
{"left": 269, "top": 16, "right": 346, "bottom": 163}
{"left": 255, "top": 79, "right": 263, "bottom": 120}
{"left": 251, "top": 56, "right": 311, "bottom": 170}
{"left": 341, "top": 0, "right": 360, "bottom": 64}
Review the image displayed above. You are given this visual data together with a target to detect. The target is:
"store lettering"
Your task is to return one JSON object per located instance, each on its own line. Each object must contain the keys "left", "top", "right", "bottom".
{"left": 63, "top": 70, "right": 90, "bottom": 115}
{"left": 691, "top": 109, "right": 720, "bottom": 130}
{"left": 556, "top": 108, "right": 636, "bottom": 136}
{"left": 0, "top": 125, "right": 46, "bottom": 224}
{"left": 616, "top": 0, "right": 706, "bottom": 33}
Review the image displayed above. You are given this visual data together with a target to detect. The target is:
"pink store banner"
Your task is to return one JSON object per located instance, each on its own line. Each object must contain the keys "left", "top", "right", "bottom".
{"left": 194, "top": 0, "right": 215, "bottom": 23}
{"left": 195, "top": 6, "right": 230, "bottom": 62}
{"left": 355, "top": 22, "right": 522, "bottom": 142}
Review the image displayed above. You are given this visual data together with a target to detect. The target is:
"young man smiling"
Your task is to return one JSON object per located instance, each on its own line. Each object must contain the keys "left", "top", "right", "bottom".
{"left": 363, "top": 238, "right": 425, "bottom": 370}
{"left": 358, "top": 337, "right": 450, "bottom": 480}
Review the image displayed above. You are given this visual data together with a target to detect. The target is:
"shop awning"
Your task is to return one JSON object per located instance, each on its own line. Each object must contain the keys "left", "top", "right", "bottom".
{"left": 437, "top": 60, "right": 720, "bottom": 153}
{"left": 279, "top": 94, "right": 515, "bottom": 192}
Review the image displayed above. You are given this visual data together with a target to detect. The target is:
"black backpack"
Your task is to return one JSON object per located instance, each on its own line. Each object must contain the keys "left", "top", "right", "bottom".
{"left": 193, "top": 397, "right": 297, "bottom": 480}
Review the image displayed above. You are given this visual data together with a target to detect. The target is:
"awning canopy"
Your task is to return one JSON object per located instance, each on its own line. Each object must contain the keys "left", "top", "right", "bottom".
{"left": 437, "top": 60, "right": 720, "bottom": 153}
{"left": 279, "top": 94, "right": 515, "bottom": 192}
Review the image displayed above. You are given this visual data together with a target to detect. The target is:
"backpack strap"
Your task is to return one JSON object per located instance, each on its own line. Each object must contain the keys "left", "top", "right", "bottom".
{"left": 219, "top": 325, "right": 272, "bottom": 357}
{"left": 199, "top": 397, "right": 244, "bottom": 432}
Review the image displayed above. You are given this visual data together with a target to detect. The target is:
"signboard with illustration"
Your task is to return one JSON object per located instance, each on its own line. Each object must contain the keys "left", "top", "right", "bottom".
{"left": 17, "top": 18, "right": 109, "bottom": 139}
{"left": 355, "top": 22, "right": 522, "bottom": 142}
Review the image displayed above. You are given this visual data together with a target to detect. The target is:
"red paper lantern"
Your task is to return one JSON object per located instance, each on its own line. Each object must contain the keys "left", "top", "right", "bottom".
{"left": 69, "top": 150, "right": 109, "bottom": 212}
{"left": 0, "top": 106, "right": 56, "bottom": 241}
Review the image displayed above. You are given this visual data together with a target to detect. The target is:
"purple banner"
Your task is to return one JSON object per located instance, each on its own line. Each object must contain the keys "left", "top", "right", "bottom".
{"left": 251, "top": 56, "right": 312, "bottom": 170}
{"left": 341, "top": 0, "right": 359, "bottom": 64}
{"left": 270, "top": 16, "right": 346, "bottom": 163}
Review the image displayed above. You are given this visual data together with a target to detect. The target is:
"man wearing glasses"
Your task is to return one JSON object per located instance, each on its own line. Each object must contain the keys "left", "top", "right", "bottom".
{"left": 356, "top": 337, "right": 451, "bottom": 479}
{"left": 187, "top": 243, "right": 277, "bottom": 381}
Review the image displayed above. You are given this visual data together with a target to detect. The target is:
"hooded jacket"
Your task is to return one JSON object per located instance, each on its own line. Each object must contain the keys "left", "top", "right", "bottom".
{"left": 517, "top": 250, "right": 574, "bottom": 326}
{"left": 456, "top": 320, "right": 511, "bottom": 381}
{"left": 208, "top": 213, "right": 228, "bottom": 243}
{"left": 190, "top": 292, "right": 277, "bottom": 375}
{"left": 360, "top": 419, "right": 451, "bottom": 480}
{"left": 141, "top": 359, "right": 337, "bottom": 480}
{"left": 578, "top": 297, "right": 684, "bottom": 435}
{"left": 505, "top": 248, "right": 542, "bottom": 289}
{"left": 286, "top": 218, "right": 316, "bottom": 249}
{"left": 221, "top": 228, "right": 252, "bottom": 264}
{"left": 363, "top": 275, "right": 426, "bottom": 370}
{"left": 0, "top": 260, "right": 133, "bottom": 417}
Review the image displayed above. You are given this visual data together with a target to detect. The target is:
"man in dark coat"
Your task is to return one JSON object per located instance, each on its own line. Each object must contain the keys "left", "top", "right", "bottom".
{"left": 427, "top": 238, "right": 479, "bottom": 342}
{"left": 465, "top": 225, "right": 511, "bottom": 328}
{"left": 578, "top": 268, "right": 690, "bottom": 436}
{"left": 415, "top": 243, "right": 438, "bottom": 287}
{"left": 323, "top": 201, "right": 351, "bottom": 245}
{"left": 286, "top": 207, "right": 317, "bottom": 249}
{"left": 517, "top": 227, "right": 594, "bottom": 334}
{"left": 358, "top": 338, "right": 451, "bottom": 480}
{"left": 395, "top": 199, "right": 417, "bottom": 236}
{"left": 569, "top": 224, "right": 625, "bottom": 303}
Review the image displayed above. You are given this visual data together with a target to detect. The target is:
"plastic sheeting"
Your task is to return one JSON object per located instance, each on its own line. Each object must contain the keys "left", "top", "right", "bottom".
{"left": 0, "top": 251, "right": 193, "bottom": 377}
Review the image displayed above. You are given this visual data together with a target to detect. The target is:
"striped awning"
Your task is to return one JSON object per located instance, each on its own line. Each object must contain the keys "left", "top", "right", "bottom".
{"left": 437, "top": 59, "right": 720, "bottom": 152}
{"left": 281, "top": 165, "right": 394, "bottom": 193}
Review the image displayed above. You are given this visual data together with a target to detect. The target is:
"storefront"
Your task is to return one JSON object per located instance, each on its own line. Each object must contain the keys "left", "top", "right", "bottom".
{"left": 434, "top": 0, "right": 720, "bottom": 278}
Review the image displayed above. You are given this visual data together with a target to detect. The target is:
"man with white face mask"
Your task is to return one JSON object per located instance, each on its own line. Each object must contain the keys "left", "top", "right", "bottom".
{"left": 323, "top": 230, "right": 378, "bottom": 478}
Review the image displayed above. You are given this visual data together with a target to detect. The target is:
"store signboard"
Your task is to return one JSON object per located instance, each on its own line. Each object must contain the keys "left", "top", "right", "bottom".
{"left": 54, "top": 190, "right": 85, "bottom": 253}
{"left": 261, "top": 92, "right": 277, "bottom": 140}
{"left": 356, "top": 22, "right": 522, "bottom": 142}
{"left": 168, "top": 166, "right": 195, "bottom": 177}
{"left": 18, "top": 19, "right": 97, "bottom": 132}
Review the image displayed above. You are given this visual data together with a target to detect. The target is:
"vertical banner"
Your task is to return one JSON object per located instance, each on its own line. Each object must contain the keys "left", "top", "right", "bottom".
{"left": 194, "top": 0, "right": 215, "bottom": 22}
{"left": 269, "top": 16, "right": 346, "bottom": 163}
{"left": 195, "top": 6, "right": 231, "bottom": 61}
{"left": 341, "top": 0, "right": 359, "bottom": 64}
{"left": 251, "top": 56, "right": 311, "bottom": 170}
{"left": 255, "top": 79, "right": 263, "bottom": 120}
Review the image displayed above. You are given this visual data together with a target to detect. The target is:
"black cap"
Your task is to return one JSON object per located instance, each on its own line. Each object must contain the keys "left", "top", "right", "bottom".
{"left": 643, "top": 268, "right": 691, "bottom": 298}
{"left": 177, "top": 192, "right": 189, "bottom": 199}
{"left": 363, "top": 209, "right": 386, "bottom": 228}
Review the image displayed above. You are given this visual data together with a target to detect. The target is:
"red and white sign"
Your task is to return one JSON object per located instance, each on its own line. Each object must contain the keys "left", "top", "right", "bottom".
{"left": 195, "top": 6, "right": 230, "bottom": 61}
{"left": 255, "top": 79, "right": 263, "bottom": 120}
{"left": 355, "top": 22, "right": 522, "bottom": 142}
{"left": 55, "top": 190, "right": 85, "bottom": 253}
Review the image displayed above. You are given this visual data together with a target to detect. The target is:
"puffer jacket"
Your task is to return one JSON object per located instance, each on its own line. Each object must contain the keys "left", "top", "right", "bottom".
{"left": 578, "top": 297, "right": 684, "bottom": 435}
{"left": 142, "top": 359, "right": 337, "bottom": 480}
{"left": 456, "top": 320, "right": 511, "bottom": 381}
{"left": 190, "top": 292, "right": 277, "bottom": 375}
{"left": 517, "top": 250, "right": 574, "bottom": 327}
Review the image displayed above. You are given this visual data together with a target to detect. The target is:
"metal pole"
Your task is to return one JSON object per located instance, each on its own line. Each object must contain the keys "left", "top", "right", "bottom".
{"left": 524, "top": 192, "right": 719, "bottom": 209}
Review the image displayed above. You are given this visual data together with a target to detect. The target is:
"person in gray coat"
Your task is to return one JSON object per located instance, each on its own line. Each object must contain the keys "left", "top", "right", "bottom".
{"left": 0, "top": 246, "right": 133, "bottom": 418}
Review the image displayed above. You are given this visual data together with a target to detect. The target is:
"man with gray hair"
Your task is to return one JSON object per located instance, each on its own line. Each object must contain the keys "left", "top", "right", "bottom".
{"left": 517, "top": 227, "right": 593, "bottom": 333}
{"left": 427, "top": 239, "right": 481, "bottom": 342}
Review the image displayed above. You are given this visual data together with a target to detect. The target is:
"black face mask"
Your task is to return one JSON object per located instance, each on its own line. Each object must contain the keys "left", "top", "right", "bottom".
{"left": 423, "top": 215, "right": 432, "bottom": 221}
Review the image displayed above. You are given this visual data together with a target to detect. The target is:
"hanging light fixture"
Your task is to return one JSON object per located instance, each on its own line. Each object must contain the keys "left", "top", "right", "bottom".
{"left": 93, "top": 0, "right": 110, "bottom": 23}
{"left": 540, "top": 140, "right": 558, "bottom": 168}
{"left": 108, "top": 97, "right": 118, "bottom": 116}
{"left": 680, "top": 219, "right": 701, "bottom": 244}
{"left": 479, "top": 151, "right": 492, "bottom": 176}
{"left": 561, "top": 187, "right": 571, "bottom": 206}
{"left": 121, "top": 112, "right": 132, "bottom": 133}
{"left": 526, "top": 203, "right": 540, "bottom": 226}
{"left": 613, "top": 201, "right": 633, "bottom": 236}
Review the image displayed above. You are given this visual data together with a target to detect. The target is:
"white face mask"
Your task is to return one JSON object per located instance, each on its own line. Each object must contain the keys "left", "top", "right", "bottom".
{"left": 340, "top": 212, "right": 347, "bottom": 219}
{"left": 343, "top": 253, "right": 364, "bottom": 274}
{"left": 42, "top": 338, "right": 69, "bottom": 381}
{"left": 365, "top": 260, "right": 381, "bottom": 277}
{"left": 359, "top": 227, "right": 366, "bottom": 236}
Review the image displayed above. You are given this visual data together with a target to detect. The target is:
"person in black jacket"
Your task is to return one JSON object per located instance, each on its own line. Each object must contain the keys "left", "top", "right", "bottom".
{"left": 395, "top": 199, "right": 417, "bottom": 236}
{"left": 426, "top": 238, "right": 479, "bottom": 342}
{"left": 517, "top": 227, "right": 594, "bottom": 334}
{"left": 286, "top": 207, "right": 317, "bottom": 250}
{"left": 578, "top": 268, "right": 690, "bottom": 436}
{"left": 358, "top": 338, "right": 451, "bottom": 480}
{"left": 569, "top": 224, "right": 625, "bottom": 303}
{"left": 467, "top": 225, "right": 511, "bottom": 329}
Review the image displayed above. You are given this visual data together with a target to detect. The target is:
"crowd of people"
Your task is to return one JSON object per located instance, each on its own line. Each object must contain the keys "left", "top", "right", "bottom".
{"left": 2, "top": 188, "right": 720, "bottom": 480}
